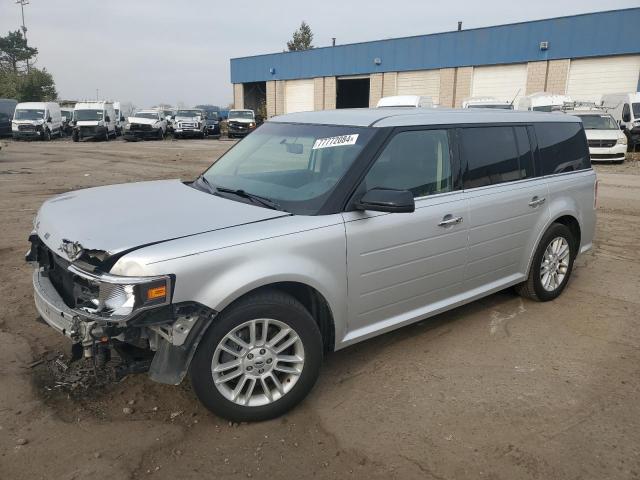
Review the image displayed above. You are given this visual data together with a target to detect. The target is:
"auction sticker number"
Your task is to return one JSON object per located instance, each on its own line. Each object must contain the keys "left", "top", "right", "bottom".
{"left": 312, "top": 134, "right": 359, "bottom": 150}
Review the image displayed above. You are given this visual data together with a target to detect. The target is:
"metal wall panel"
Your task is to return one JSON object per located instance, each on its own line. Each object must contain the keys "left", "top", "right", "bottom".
{"left": 396, "top": 70, "right": 440, "bottom": 103}
{"left": 471, "top": 64, "right": 528, "bottom": 103}
{"left": 567, "top": 55, "right": 640, "bottom": 102}
{"left": 231, "top": 8, "right": 640, "bottom": 84}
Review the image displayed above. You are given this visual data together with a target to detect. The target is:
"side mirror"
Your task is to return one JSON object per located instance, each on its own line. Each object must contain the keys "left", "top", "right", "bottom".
{"left": 120, "top": 116, "right": 125, "bottom": 122}
{"left": 620, "top": 124, "right": 627, "bottom": 131}
{"left": 356, "top": 188, "right": 415, "bottom": 213}
{"left": 47, "top": 117, "right": 52, "bottom": 123}
{"left": 105, "top": 115, "right": 110, "bottom": 122}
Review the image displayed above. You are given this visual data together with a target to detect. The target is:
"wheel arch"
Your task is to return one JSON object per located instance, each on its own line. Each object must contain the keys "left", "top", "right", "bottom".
{"left": 525, "top": 212, "right": 582, "bottom": 277}
{"left": 219, "top": 281, "right": 336, "bottom": 353}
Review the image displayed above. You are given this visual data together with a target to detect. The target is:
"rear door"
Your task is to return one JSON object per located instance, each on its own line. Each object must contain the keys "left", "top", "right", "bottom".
{"left": 460, "top": 125, "right": 549, "bottom": 292}
{"left": 342, "top": 128, "right": 468, "bottom": 343}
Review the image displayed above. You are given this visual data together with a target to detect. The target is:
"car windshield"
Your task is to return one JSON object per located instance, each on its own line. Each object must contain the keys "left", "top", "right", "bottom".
{"left": 200, "top": 122, "right": 376, "bottom": 215}
{"left": 61, "top": 110, "right": 73, "bottom": 120}
{"left": 76, "top": 109, "right": 103, "bottom": 121}
{"left": 577, "top": 114, "right": 618, "bottom": 130}
{"left": 14, "top": 109, "right": 45, "bottom": 120}
{"left": 633, "top": 103, "right": 640, "bottom": 117}
{"left": 229, "top": 111, "right": 254, "bottom": 120}
{"left": 134, "top": 112, "right": 159, "bottom": 119}
{"left": 177, "top": 110, "right": 201, "bottom": 117}
{"left": 468, "top": 104, "right": 513, "bottom": 109}
{"left": 163, "top": 110, "right": 173, "bottom": 117}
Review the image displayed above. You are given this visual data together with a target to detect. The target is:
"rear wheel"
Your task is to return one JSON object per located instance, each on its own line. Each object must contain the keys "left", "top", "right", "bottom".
{"left": 190, "top": 290, "right": 323, "bottom": 422}
{"left": 516, "top": 223, "right": 575, "bottom": 302}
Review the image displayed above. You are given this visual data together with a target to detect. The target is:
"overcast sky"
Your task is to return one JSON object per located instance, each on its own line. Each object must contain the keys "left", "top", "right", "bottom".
{"left": 0, "top": 0, "right": 637, "bottom": 108}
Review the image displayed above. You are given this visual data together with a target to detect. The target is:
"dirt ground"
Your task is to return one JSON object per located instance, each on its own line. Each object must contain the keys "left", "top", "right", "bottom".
{"left": 0, "top": 137, "right": 639, "bottom": 480}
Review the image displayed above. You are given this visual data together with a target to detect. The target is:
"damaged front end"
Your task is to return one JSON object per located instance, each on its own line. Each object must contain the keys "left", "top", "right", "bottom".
{"left": 26, "top": 234, "right": 216, "bottom": 385}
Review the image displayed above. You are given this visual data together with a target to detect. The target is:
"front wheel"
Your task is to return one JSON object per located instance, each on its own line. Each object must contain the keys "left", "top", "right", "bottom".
{"left": 516, "top": 223, "right": 575, "bottom": 302}
{"left": 190, "top": 290, "right": 323, "bottom": 422}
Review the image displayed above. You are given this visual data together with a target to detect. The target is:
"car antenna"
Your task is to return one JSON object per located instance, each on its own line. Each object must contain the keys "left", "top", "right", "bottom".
{"left": 509, "top": 88, "right": 521, "bottom": 106}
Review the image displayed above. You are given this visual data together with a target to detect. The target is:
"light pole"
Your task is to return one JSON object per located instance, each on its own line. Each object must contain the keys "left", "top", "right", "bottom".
{"left": 16, "top": 0, "right": 30, "bottom": 73}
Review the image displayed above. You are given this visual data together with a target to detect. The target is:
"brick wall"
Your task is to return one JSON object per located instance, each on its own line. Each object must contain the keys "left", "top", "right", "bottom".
{"left": 526, "top": 61, "right": 548, "bottom": 94}
{"left": 275, "top": 80, "right": 285, "bottom": 115}
{"left": 313, "top": 77, "right": 325, "bottom": 111}
{"left": 546, "top": 59, "right": 570, "bottom": 94}
{"left": 266, "top": 81, "right": 275, "bottom": 117}
{"left": 233, "top": 84, "right": 243, "bottom": 109}
{"left": 324, "top": 77, "right": 336, "bottom": 109}
{"left": 454, "top": 67, "right": 473, "bottom": 107}
{"left": 439, "top": 68, "right": 456, "bottom": 107}
{"left": 369, "top": 73, "right": 384, "bottom": 107}
{"left": 382, "top": 72, "right": 397, "bottom": 97}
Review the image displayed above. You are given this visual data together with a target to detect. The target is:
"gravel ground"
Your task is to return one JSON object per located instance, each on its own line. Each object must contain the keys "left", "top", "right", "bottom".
{"left": 0, "top": 138, "right": 639, "bottom": 480}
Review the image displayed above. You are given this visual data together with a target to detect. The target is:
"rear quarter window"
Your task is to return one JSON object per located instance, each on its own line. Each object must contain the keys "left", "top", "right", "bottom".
{"left": 534, "top": 122, "right": 590, "bottom": 175}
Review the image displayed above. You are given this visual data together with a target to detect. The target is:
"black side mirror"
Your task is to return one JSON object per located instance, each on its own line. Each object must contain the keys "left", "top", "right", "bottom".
{"left": 356, "top": 188, "right": 415, "bottom": 213}
{"left": 120, "top": 116, "right": 125, "bottom": 122}
{"left": 105, "top": 115, "right": 110, "bottom": 122}
{"left": 620, "top": 124, "right": 627, "bottom": 131}
{"left": 47, "top": 117, "right": 52, "bottom": 122}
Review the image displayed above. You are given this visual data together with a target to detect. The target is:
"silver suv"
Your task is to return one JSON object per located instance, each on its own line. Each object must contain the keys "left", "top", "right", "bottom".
{"left": 27, "top": 107, "right": 596, "bottom": 421}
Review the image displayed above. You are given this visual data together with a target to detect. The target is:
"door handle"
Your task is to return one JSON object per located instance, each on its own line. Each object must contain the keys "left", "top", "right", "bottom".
{"left": 528, "top": 196, "right": 546, "bottom": 208}
{"left": 438, "top": 214, "right": 463, "bottom": 227}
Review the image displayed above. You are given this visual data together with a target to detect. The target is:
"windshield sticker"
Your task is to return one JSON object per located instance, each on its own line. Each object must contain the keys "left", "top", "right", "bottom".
{"left": 312, "top": 134, "right": 359, "bottom": 150}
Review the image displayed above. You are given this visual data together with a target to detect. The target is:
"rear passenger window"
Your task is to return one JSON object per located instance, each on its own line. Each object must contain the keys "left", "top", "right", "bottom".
{"left": 364, "top": 129, "right": 452, "bottom": 198}
{"left": 460, "top": 127, "right": 520, "bottom": 189}
{"left": 534, "top": 122, "right": 590, "bottom": 175}
{"left": 514, "top": 127, "right": 535, "bottom": 179}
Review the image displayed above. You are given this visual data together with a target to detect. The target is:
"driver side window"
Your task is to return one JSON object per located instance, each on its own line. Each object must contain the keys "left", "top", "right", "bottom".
{"left": 364, "top": 129, "right": 452, "bottom": 198}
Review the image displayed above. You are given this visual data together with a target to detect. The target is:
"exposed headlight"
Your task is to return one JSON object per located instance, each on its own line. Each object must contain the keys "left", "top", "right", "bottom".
{"left": 618, "top": 136, "right": 627, "bottom": 145}
{"left": 68, "top": 265, "right": 172, "bottom": 322}
{"left": 249, "top": 122, "right": 256, "bottom": 128}
{"left": 125, "top": 124, "right": 131, "bottom": 130}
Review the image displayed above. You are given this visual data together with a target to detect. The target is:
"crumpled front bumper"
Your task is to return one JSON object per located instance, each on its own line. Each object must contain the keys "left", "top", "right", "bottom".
{"left": 33, "top": 269, "right": 91, "bottom": 343}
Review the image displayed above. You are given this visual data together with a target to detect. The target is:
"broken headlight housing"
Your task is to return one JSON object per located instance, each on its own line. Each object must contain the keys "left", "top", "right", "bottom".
{"left": 69, "top": 264, "right": 172, "bottom": 323}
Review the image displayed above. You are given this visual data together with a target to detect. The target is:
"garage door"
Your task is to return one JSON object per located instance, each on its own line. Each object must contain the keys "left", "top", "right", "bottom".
{"left": 471, "top": 64, "right": 527, "bottom": 104}
{"left": 285, "top": 79, "right": 314, "bottom": 113}
{"left": 397, "top": 70, "right": 440, "bottom": 104}
{"left": 567, "top": 55, "right": 640, "bottom": 103}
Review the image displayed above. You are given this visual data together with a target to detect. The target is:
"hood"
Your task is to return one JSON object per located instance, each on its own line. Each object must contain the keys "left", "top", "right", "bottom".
{"left": 175, "top": 116, "right": 200, "bottom": 123}
{"left": 228, "top": 118, "right": 254, "bottom": 124}
{"left": 584, "top": 129, "right": 624, "bottom": 140}
{"left": 35, "top": 179, "right": 289, "bottom": 263}
{"left": 128, "top": 117, "right": 158, "bottom": 125}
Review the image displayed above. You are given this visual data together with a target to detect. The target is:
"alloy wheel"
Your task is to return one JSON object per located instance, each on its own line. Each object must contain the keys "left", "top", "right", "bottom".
{"left": 540, "top": 236, "right": 570, "bottom": 292}
{"left": 211, "top": 318, "right": 305, "bottom": 407}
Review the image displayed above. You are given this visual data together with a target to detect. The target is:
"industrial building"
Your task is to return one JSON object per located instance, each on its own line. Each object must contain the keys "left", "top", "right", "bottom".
{"left": 230, "top": 8, "right": 640, "bottom": 116}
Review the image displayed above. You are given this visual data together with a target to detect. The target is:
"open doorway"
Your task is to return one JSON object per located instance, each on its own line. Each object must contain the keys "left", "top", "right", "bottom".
{"left": 243, "top": 81, "right": 266, "bottom": 122}
{"left": 336, "top": 77, "right": 370, "bottom": 109}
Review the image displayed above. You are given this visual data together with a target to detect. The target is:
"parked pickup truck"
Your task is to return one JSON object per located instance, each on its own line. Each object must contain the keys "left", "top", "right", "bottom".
{"left": 123, "top": 110, "right": 167, "bottom": 141}
{"left": 227, "top": 109, "right": 256, "bottom": 138}
{"left": 173, "top": 109, "right": 206, "bottom": 139}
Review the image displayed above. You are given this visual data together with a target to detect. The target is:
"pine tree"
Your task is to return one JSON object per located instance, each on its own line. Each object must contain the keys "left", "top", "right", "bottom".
{"left": 287, "top": 22, "right": 314, "bottom": 51}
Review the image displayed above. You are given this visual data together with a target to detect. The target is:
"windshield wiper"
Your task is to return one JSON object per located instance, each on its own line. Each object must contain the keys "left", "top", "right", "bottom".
{"left": 195, "top": 175, "right": 216, "bottom": 194}
{"left": 214, "top": 186, "right": 285, "bottom": 211}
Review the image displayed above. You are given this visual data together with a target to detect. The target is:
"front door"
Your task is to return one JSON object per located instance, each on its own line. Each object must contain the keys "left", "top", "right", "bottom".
{"left": 342, "top": 128, "right": 468, "bottom": 344}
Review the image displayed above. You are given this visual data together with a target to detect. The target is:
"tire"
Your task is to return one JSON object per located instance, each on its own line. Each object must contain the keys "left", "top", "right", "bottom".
{"left": 516, "top": 223, "right": 575, "bottom": 302}
{"left": 190, "top": 290, "right": 323, "bottom": 422}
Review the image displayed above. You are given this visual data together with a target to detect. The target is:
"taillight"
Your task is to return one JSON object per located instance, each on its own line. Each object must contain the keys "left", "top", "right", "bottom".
{"left": 594, "top": 179, "right": 599, "bottom": 209}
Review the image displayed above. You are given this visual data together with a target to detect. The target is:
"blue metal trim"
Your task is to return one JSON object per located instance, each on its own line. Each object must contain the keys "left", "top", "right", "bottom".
{"left": 231, "top": 8, "right": 640, "bottom": 84}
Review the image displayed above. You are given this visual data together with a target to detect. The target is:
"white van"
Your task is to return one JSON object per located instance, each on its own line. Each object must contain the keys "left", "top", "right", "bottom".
{"left": 567, "top": 109, "right": 627, "bottom": 163}
{"left": 601, "top": 93, "right": 640, "bottom": 149}
{"left": 518, "top": 92, "right": 572, "bottom": 112}
{"left": 72, "top": 101, "right": 117, "bottom": 142}
{"left": 462, "top": 97, "right": 514, "bottom": 109}
{"left": 12, "top": 101, "right": 62, "bottom": 140}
